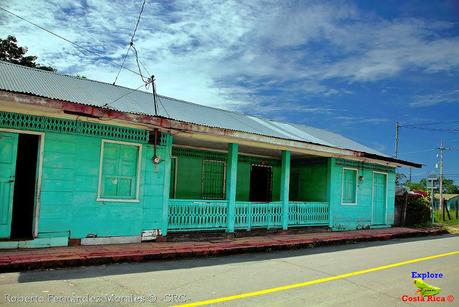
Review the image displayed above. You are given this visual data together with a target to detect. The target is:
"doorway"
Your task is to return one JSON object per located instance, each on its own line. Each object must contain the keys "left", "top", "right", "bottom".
{"left": 249, "top": 165, "right": 272, "bottom": 202}
{"left": 11, "top": 134, "right": 40, "bottom": 239}
{"left": 0, "top": 132, "right": 40, "bottom": 240}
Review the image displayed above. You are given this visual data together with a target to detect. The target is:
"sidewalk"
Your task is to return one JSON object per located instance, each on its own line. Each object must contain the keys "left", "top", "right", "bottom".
{"left": 0, "top": 227, "right": 447, "bottom": 272}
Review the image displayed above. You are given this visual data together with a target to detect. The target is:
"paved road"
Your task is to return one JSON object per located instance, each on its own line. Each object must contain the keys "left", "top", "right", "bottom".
{"left": 1, "top": 235, "right": 458, "bottom": 306}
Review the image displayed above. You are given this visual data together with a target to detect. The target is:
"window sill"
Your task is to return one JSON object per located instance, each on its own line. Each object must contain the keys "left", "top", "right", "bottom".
{"left": 97, "top": 198, "right": 140, "bottom": 203}
{"left": 341, "top": 202, "right": 357, "bottom": 206}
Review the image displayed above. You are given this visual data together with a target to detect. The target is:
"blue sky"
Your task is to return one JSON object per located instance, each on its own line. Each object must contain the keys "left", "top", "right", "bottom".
{"left": 1, "top": 0, "right": 458, "bottom": 183}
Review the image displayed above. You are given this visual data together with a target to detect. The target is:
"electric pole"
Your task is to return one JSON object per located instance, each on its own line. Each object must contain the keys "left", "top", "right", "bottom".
{"left": 394, "top": 122, "right": 400, "bottom": 158}
{"left": 438, "top": 141, "right": 448, "bottom": 220}
{"left": 151, "top": 75, "right": 158, "bottom": 116}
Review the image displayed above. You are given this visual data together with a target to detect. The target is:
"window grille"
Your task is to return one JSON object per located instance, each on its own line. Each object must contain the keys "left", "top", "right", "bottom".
{"left": 170, "top": 157, "right": 177, "bottom": 198}
{"left": 201, "top": 160, "right": 226, "bottom": 199}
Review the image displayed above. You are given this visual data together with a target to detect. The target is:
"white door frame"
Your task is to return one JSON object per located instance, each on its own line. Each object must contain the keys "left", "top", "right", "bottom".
{"left": 0, "top": 128, "right": 44, "bottom": 238}
{"left": 371, "top": 171, "right": 388, "bottom": 225}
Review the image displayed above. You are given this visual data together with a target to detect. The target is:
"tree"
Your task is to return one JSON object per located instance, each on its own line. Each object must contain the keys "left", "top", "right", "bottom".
{"left": 405, "top": 181, "right": 426, "bottom": 191}
{"left": 0, "top": 35, "right": 55, "bottom": 71}
{"left": 405, "top": 177, "right": 459, "bottom": 194}
{"left": 442, "top": 179, "right": 459, "bottom": 194}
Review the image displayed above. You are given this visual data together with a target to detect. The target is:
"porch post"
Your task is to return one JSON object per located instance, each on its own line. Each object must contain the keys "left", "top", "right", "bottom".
{"left": 281, "top": 150, "right": 291, "bottom": 230}
{"left": 226, "top": 143, "right": 238, "bottom": 233}
{"left": 327, "top": 157, "right": 339, "bottom": 229}
{"left": 161, "top": 133, "right": 173, "bottom": 236}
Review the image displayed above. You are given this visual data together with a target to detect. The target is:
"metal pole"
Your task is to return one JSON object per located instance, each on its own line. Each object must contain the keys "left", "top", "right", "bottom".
{"left": 430, "top": 187, "right": 435, "bottom": 224}
{"left": 394, "top": 122, "right": 400, "bottom": 158}
{"left": 151, "top": 75, "right": 158, "bottom": 116}
{"left": 439, "top": 141, "right": 444, "bottom": 221}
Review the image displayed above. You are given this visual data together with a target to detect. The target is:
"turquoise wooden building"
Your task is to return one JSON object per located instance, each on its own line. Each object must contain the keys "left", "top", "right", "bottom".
{"left": 0, "top": 61, "right": 420, "bottom": 248}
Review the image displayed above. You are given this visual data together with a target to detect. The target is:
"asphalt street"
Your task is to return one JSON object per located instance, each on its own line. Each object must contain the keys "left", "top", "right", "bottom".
{"left": 1, "top": 235, "right": 458, "bottom": 306}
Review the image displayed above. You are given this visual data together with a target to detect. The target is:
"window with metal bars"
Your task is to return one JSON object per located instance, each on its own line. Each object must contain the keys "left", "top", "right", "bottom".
{"left": 201, "top": 160, "right": 226, "bottom": 199}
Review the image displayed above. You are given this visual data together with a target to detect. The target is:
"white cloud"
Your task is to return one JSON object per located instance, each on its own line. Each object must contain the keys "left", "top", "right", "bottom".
{"left": 410, "top": 89, "right": 459, "bottom": 107}
{"left": 333, "top": 116, "right": 390, "bottom": 126}
{"left": 1, "top": 0, "right": 459, "bottom": 111}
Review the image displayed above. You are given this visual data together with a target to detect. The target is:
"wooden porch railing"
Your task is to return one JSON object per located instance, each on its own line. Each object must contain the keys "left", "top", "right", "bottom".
{"left": 288, "top": 202, "right": 329, "bottom": 226}
{"left": 168, "top": 200, "right": 329, "bottom": 231}
{"left": 168, "top": 199, "right": 228, "bottom": 230}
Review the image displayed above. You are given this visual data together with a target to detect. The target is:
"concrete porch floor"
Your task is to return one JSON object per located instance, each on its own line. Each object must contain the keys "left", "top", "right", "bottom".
{"left": 0, "top": 227, "right": 447, "bottom": 272}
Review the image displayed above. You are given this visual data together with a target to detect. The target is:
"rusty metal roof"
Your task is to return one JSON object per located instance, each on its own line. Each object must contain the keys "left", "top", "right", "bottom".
{"left": 0, "top": 60, "right": 386, "bottom": 156}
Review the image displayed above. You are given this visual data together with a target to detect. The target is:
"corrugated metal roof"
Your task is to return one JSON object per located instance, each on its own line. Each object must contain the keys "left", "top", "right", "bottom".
{"left": 0, "top": 60, "right": 386, "bottom": 156}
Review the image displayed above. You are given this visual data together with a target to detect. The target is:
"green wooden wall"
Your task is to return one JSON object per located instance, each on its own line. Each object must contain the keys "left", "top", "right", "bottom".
{"left": 290, "top": 159, "right": 328, "bottom": 202}
{"left": 38, "top": 132, "right": 170, "bottom": 239}
{"left": 328, "top": 158, "right": 396, "bottom": 230}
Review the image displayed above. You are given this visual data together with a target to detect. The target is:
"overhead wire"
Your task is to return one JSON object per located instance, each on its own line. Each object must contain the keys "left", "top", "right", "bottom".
{"left": 397, "top": 148, "right": 436, "bottom": 155}
{"left": 401, "top": 119, "right": 459, "bottom": 127}
{"left": 102, "top": 82, "right": 150, "bottom": 108}
{"left": 2, "top": 3, "right": 168, "bottom": 120}
{"left": 113, "top": 0, "right": 147, "bottom": 85}
{"left": 0, "top": 6, "right": 143, "bottom": 77}
{"left": 402, "top": 126, "right": 459, "bottom": 133}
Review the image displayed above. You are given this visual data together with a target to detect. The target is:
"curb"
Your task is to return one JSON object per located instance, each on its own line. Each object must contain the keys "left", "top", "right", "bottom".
{"left": 0, "top": 228, "right": 448, "bottom": 272}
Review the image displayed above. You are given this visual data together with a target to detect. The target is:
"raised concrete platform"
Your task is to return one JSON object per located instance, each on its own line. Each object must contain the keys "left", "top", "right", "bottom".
{"left": 0, "top": 227, "right": 447, "bottom": 272}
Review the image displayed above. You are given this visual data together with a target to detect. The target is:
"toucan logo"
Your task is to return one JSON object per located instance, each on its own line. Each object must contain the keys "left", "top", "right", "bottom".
{"left": 414, "top": 278, "right": 441, "bottom": 297}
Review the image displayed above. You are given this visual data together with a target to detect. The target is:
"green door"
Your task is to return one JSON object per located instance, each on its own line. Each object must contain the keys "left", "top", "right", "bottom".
{"left": 372, "top": 173, "right": 387, "bottom": 225}
{"left": 0, "top": 132, "right": 18, "bottom": 238}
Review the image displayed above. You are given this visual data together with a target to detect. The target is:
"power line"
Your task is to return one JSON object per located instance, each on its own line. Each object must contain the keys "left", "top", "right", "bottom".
{"left": 157, "top": 96, "right": 171, "bottom": 118}
{"left": 0, "top": 6, "right": 142, "bottom": 77}
{"left": 132, "top": 44, "right": 150, "bottom": 84}
{"left": 112, "top": 46, "right": 133, "bottom": 85}
{"left": 103, "top": 82, "right": 150, "bottom": 108}
{"left": 401, "top": 119, "right": 459, "bottom": 127}
{"left": 113, "top": 0, "right": 147, "bottom": 85}
{"left": 403, "top": 126, "right": 459, "bottom": 133}
{"left": 397, "top": 148, "right": 436, "bottom": 155}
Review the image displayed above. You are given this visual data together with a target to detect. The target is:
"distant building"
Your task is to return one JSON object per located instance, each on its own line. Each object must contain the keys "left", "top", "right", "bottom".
{"left": 434, "top": 194, "right": 459, "bottom": 210}
{"left": 0, "top": 61, "right": 420, "bottom": 248}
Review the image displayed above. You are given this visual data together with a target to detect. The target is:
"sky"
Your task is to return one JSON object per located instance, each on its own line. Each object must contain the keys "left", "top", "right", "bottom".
{"left": 1, "top": 0, "right": 458, "bottom": 183}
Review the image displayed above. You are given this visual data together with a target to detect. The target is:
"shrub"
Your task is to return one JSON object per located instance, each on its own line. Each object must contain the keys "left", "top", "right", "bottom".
{"left": 405, "top": 196, "right": 431, "bottom": 226}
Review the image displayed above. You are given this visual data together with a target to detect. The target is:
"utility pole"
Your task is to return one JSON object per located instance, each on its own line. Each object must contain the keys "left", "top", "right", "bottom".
{"left": 151, "top": 75, "right": 158, "bottom": 116}
{"left": 394, "top": 122, "right": 400, "bottom": 158}
{"left": 438, "top": 141, "right": 446, "bottom": 221}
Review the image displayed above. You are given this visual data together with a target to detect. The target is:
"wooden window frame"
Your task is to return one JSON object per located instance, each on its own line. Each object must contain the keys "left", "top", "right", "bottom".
{"left": 97, "top": 139, "right": 142, "bottom": 203}
{"left": 341, "top": 167, "right": 358, "bottom": 205}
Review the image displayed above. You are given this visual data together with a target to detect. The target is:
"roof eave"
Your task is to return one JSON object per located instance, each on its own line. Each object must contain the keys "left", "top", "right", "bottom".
{"left": 0, "top": 90, "right": 422, "bottom": 168}
{"left": 356, "top": 152, "right": 422, "bottom": 168}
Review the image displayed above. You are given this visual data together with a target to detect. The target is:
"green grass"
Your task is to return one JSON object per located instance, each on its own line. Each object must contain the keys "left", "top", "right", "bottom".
{"left": 434, "top": 209, "right": 459, "bottom": 225}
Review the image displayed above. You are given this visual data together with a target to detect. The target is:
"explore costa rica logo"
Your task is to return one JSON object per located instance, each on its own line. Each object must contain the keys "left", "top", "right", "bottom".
{"left": 400, "top": 271, "right": 455, "bottom": 303}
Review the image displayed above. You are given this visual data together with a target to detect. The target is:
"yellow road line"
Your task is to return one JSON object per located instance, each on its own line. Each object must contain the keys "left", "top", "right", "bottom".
{"left": 174, "top": 250, "right": 459, "bottom": 307}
